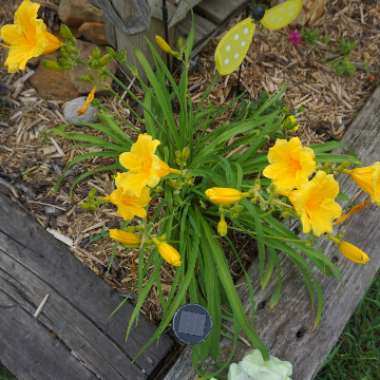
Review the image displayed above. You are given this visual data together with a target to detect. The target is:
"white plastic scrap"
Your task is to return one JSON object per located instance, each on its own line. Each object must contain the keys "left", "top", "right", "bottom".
{"left": 210, "top": 349, "right": 293, "bottom": 380}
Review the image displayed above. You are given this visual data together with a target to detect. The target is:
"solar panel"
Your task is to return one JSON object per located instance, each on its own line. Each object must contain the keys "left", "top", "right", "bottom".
{"left": 172, "top": 304, "right": 212, "bottom": 344}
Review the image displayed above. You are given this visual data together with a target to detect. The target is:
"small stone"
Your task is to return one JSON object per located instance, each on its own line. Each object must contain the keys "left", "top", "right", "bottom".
{"left": 29, "top": 66, "right": 79, "bottom": 100}
{"left": 78, "top": 21, "right": 108, "bottom": 45}
{"left": 29, "top": 40, "right": 117, "bottom": 100}
{"left": 63, "top": 97, "right": 98, "bottom": 125}
{"left": 44, "top": 206, "right": 63, "bottom": 216}
{"left": 58, "top": 0, "right": 103, "bottom": 28}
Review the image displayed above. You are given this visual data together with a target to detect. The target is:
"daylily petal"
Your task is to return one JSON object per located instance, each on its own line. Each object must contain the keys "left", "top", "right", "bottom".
{"left": 106, "top": 186, "right": 150, "bottom": 220}
{"left": 43, "top": 31, "right": 63, "bottom": 54}
{"left": 115, "top": 172, "right": 148, "bottom": 197}
{"left": 0, "top": 24, "right": 24, "bottom": 45}
{"left": 4, "top": 45, "right": 37, "bottom": 72}
{"left": 119, "top": 152, "right": 143, "bottom": 172}
{"left": 14, "top": 0, "right": 40, "bottom": 29}
{"left": 131, "top": 134, "right": 160, "bottom": 156}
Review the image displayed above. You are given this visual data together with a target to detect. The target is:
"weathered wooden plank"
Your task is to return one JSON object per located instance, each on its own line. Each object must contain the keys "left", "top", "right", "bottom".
{"left": 106, "top": 0, "right": 173, "bottom": 69}
{"left": 149, "top": 0, "right": 177, "bottom": 22}
{"left": 91, "top": 0, "right": 151, "bottom": 35}
{"left": 0, "top": 289, "right": 96, "bottom": 380}
{"left": 196, "top": 0, "right": 248, "bottom": 24}
{"left": 176, "top": 13, "right": 216, "bottom": 44}
{"left": 169, "top": 0, "right": 204, "bottom": 27}
{"left": 0, "top": 192, "right": 173, "bottom": 380}
{"left": 163, "top": 89, "right": 380, "bottom": 380}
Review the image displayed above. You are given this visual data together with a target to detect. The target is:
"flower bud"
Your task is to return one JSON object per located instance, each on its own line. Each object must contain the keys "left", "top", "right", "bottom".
{"left": 155, "top": 35, "right": 180, "bottom": 58}
{"left": 109, "top": 229, "right": 141, "bottom": 247}
{"left": 153, "top": 239, "right": 181, "bottom": 267}
{"left": 182, "top": 146, "right": 190, "bottom": 161}
{"left": 338, "top": 241, "right": 369, "bottom": 264}
{"left": 217, "top": 216, "right": 228, "bottom": 237}
{"left": 205, "top": 187, "right": 245, "bottom": 206}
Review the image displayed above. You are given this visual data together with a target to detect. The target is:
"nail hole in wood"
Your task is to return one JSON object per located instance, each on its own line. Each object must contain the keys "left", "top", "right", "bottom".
{"left": 296, "top": 327, "right": 306, "bottom": 340}
{"left": 331, "top": 255, "right": 339, "bottom": 263}
{"left": 257, "top": 300, "right": 266, "bottom": 311}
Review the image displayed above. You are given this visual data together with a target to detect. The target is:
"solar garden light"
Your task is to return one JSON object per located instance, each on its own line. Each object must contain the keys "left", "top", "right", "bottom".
{"left": 172, "top": 304, "right": 213, "bottom": 345}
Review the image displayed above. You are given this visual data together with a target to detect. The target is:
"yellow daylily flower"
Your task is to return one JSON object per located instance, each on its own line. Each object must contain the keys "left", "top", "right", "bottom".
{"left": 338, "top": 240, "right": 369, "bottom": 265}
{"left": 345, "top": 162, "right": 380, "bottom": 206}
{"left": 217, "top": 215, "right": 228, "bottom": 237}
{"left": 109, "top": 229, "right": 141, "bottom": 247}
{"left": 117, "top": 134, "right": 179, "bottom": 197}
{"left": 153, "top": 238, "right": 181, "bottom": 267}
{"left": 263, "top": 137, "right": 316, "bottom": 196}
{"left": 0, "top": 0, "right": 62, "bottom": 73}
{"left": 289, "top": 171, "right": 342, "bottom": 237}
{"left": 155, "top": 35, "right": 180, "bottom": 58}
{"left": 105, "top": 186, "right": 150, "bottom": 220}
{"left": 78, "top": 86, "right": 96, "bottom": 115}
{"left": 205, "top": 187, "right": 247, "bottom": 206}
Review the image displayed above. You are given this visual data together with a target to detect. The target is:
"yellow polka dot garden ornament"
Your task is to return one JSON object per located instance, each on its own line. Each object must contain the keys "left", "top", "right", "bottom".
{"left": 215, "top": 0, "right": 304, "bottom": 76}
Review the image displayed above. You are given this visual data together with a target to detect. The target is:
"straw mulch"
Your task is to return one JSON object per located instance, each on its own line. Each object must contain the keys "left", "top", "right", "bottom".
{"left": 0, "top": 0, "right": 379, "bottom": 320}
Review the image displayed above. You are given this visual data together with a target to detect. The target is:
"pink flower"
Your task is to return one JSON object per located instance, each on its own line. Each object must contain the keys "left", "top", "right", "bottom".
{"left": 288, "top": 30, "right": 302, "bottom": 47}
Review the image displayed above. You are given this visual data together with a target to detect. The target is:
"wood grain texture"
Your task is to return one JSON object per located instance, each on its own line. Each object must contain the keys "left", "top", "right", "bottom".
{"left": 169, "top": 0, "right": 203, "bottom": 27}
{"left": 0, "top": 193, "right": 173, "bottom": 380}
{"left": 91, "top": 0, "right": 151, "bottom": 35}
{"left": 163, "top": 88, "right": 380, "bottom": 380}
{"left": 196, "top": 0, "right": 248, "bottom": 23}
{"left": 107, "top": 0, "right": 172, "bottom": 70}
{"left": 176, "top": 13, "right": 216, "bottom": 44}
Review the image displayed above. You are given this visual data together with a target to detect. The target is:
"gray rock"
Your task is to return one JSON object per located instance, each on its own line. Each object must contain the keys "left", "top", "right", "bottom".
{"left": 63, "top": 97, "right": 98, "bottom": 125}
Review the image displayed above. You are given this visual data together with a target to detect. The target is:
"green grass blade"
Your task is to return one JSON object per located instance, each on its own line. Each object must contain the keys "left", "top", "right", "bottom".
{"left": 66, "top": 151, "right": 117, "bottom": 169}
{"left": 132, "top": 211, "right": 201, "bottom": 360}
{"left": 135, "top": 50, "right": 180, "bottom": 147}
{"left": 98, "top": 113, "right": 133, "bottom": 146}
{"left": 69, "top": 163, "right": 120, "bottom": 193}
{"left": 200, "top": 212, "right": 269, "bottom": 360}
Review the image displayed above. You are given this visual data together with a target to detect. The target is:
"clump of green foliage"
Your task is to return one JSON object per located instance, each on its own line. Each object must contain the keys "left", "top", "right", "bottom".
{"left": 330, "top": 38, "right": 358, "bottom": 76}
{"left": 53, "top": 28, "right": 360, "bottom": 378}
{"left": 302, "top": 27, "right": 360, "bottom": 77}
